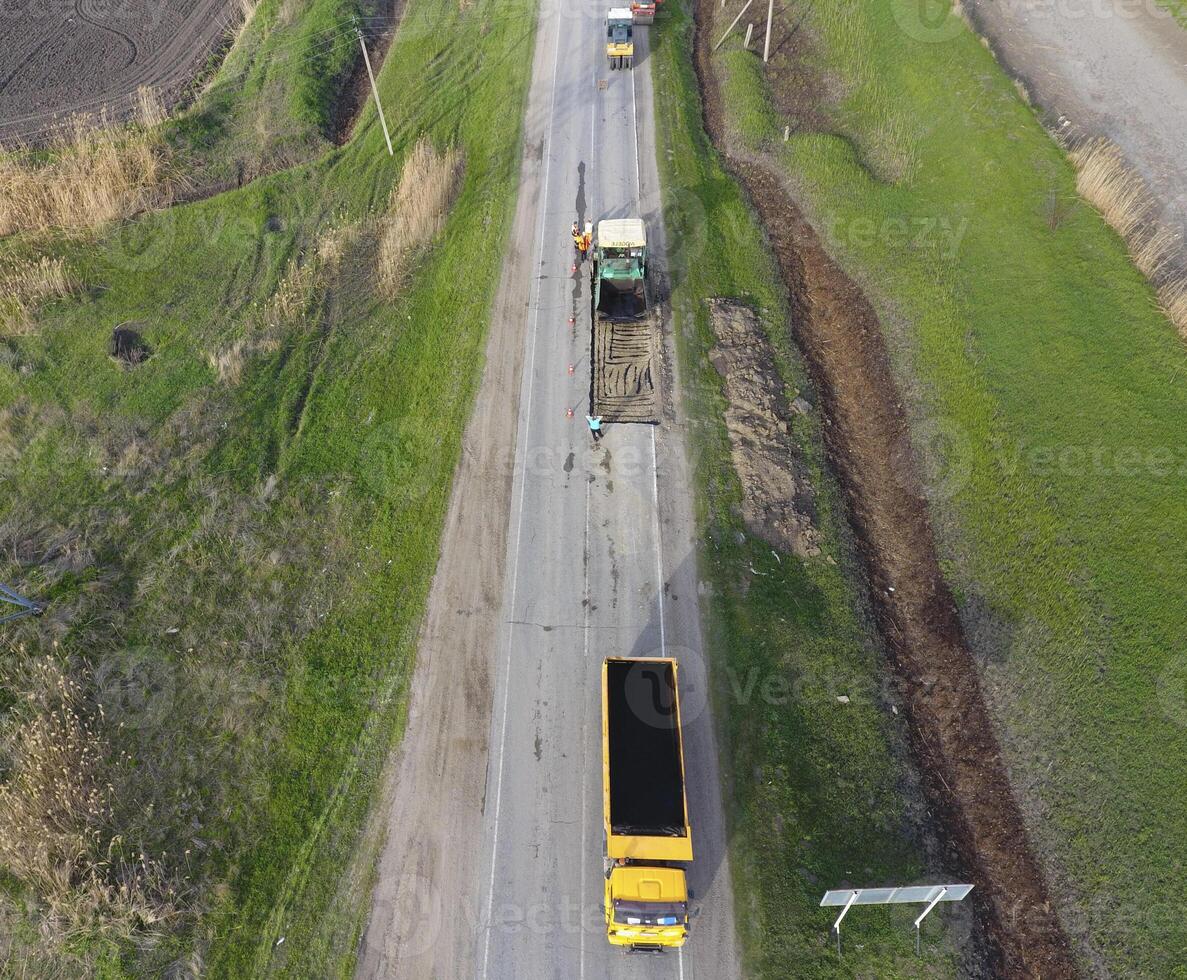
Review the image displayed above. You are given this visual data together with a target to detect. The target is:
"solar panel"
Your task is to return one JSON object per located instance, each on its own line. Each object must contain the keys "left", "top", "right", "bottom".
{"left": 819, "top": 883, "right": 975, "bottom": 955}
{"left": 820, "top": 884, "right": 974, "bottom": 907}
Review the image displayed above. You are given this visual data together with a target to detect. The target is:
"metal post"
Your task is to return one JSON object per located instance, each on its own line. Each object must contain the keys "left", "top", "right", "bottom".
{"left": 832, "top": 890, "right": 858, "bottom": 956}
{"left": 763, "top": 0, "right": 774, "bottom": 62}
{"left": 713, "top": 0, "right": 754, "bottom": 50}
{"left": 357, "top": 28, "right": 393, "bottom": 156}
{"left": 913, "top": 887, "right": 948, "bottom": 955}
{"left": 0, "top": 583, "right": 42, "bottom": 625}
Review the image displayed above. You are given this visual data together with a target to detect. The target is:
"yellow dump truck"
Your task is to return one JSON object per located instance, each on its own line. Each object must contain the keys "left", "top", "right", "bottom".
{"left": 602, "top": 657, "right": 692, "bottom": 951}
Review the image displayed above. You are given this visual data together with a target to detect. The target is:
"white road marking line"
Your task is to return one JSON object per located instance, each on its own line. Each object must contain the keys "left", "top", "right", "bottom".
{"left": 651, "top": 426, "right": 666, "bottom": 656}
{"left": 631, "top": 57, "right": 642, "bottom": 200}
{"left": 579, "top": 473, "right": 591, "bottom": 980}
{"left": 640, "top": 60, "right": 681, "bottom": 977}
{"left": 581, "top": 61, "right": 598, "bottom": 980}
{"left": 479, "top": 6, "right": 564, "bottom": 976}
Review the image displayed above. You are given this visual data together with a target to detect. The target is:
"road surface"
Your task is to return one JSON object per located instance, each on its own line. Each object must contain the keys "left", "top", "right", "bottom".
{"left": 356, "top": 0, "right": 742, "bottom": 977}
{"left": 968, "top": 0, "right": 1187, "bottom": 265}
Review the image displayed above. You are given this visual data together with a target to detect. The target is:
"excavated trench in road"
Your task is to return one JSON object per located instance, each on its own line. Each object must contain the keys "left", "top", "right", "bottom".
{"left": 690, "top": 2, "right": 1079, "bottom": 976}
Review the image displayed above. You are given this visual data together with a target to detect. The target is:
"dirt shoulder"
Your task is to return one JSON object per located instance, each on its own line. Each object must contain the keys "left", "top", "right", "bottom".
{"left": 691, "top": 2, "right": 1077, "bottom": 976}
{"left": 353, "top": 48, "right": 539, "bottom": 980}
{"left": 966, "top": 0, "right": 1187, "bottom": 268}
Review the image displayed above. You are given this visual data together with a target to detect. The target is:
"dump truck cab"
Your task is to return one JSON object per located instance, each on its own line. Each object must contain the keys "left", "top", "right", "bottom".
{"left": 630, "top": 0, "right": 657, "bottom": 24}
{"left": 593, "top": 218, "right": 648, "bottom": 321}
{"left": 602, "top": 657, "right": 692, "bottom": 951}
{"left": 604, "top": 865, "right": 688, "bottom": 949}
{"left": 606, "top": 8, "right": 634, "bottom": 69}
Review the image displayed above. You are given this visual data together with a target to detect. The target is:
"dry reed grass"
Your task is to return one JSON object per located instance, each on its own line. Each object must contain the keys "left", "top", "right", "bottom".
{"left": 1068, "top": 138, "right": 1187, "bottom": 336}
{"left": 0, "top": 114, "right": 174, "bottom": 238}
{"left": 208, "top": 340, "right": 249, "bottom": 384}
{"left": 265, "top": 258, "right": 319, "bottom": 328}
{"left": 377, "top": 137, "right": 464, "bottom": 297}
{"left": 135, "top": 86, "right": 167, "bottom": 129}
{"left": 0, "top": 256, "right": 82, "bottom": 334}
{"left": 0, "top": 655, "right": 184, "bottom": 942}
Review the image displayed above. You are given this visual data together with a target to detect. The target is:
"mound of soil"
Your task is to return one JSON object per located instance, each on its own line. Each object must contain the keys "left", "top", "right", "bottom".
{"left": 110, "top": 324, "right": 151, "bottom": 365}
{"left": 692, "top": 3, "right": 1078, "bottom": 977}
{"left": 707, "top": 298, "right": 820, "bottom": 558}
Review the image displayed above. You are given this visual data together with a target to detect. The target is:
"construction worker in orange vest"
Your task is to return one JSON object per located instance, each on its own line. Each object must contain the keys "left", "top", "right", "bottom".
{"left": 581, "top": 222, "right": 593, "bottom": 257}
{"left": 572, "top": 221, "right": 586, "bottom": 261}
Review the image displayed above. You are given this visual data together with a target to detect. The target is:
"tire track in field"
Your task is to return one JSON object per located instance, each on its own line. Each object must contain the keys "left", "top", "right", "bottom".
{"left": 0, "top": 0, "right": 237, "bottom": 143}
{"left": 73, "top": 0, "right": 139, "bottom": 70}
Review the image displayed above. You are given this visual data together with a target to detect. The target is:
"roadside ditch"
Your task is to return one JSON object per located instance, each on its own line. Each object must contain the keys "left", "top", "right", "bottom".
{"left": 690, "top": 1, "right": 1078, "bottom": 975}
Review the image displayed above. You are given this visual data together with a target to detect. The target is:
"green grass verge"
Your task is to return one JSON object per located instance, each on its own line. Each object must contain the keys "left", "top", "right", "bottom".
{"left": 711, "top": 1, "right": 1187, "bottom": 975}
{"left": 166, "top": 0, "right": 372, "bottom": 184}
{"left": 648, "top": 4, "right": 963, "bottom": 976}
{"left": 0, "top": 0, "right": 534, "bottom": 974}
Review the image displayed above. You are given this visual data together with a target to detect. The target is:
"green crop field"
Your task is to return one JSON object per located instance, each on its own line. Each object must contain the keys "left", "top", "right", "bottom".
{"left": 0, "top": 0, "right": 533, "bottom": 973}
{"left": 710, "top": 0, "right": 1187, "bottom": 975}
{"left": 648, "top": 4, "right": 964, "bottom": 976}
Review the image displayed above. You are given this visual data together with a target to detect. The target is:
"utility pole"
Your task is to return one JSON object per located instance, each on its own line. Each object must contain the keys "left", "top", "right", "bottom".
{"left": 357, "top": 27, "right": 393, "bottom": 156}
{"left": 763, "top": 0, "right": 773, "bottom": 62}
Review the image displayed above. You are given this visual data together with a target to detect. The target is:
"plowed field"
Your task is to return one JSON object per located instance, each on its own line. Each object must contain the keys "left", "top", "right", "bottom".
{"left": 0, "top": 0, "right": 236, "bottom": 143}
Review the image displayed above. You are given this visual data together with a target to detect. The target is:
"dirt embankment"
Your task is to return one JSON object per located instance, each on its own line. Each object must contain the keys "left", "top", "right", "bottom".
{"left": 690, "top": 4, "right": 1078, "bottom": 977}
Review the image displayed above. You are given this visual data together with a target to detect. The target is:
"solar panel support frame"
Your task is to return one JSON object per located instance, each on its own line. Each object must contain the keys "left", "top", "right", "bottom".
{"left": 819, "top": 883, "right": 974, "bottom": 957}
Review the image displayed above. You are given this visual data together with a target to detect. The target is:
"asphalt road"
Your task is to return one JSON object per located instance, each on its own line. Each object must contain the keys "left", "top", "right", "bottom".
{"left": 357, "top": 0, "right": 742, "bottom": 977}
{"left": 969, "top": 0, "right": 1187, "bottom": 264}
